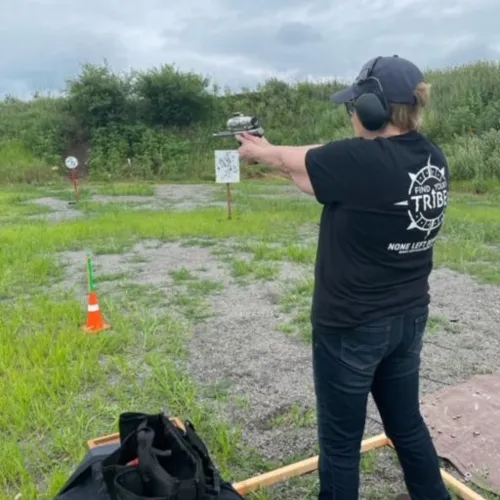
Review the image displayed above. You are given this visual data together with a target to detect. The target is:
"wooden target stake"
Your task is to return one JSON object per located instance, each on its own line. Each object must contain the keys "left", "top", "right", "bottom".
{"left": 226, "top": 182, "right": 232, "bottom": 219}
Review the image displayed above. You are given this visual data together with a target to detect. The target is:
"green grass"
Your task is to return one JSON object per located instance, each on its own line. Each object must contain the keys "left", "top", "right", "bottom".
{"left": 270, "top": 404, "right": 316, "bottom": 430}
{"left": 169, "top": 267, "right": 196, "bottom": 282}
{"left": 229, "top": 257, "right": 281, "bottom": 282}
{"left": 1, "top": 180, "right": 499, "bottom": 500}
{"left": 94, "top": 183, "right": 156, "bottom": 196}
{"left": 0, "top": 188, "right": 62, "bottom": 222}
{"left": 433, "top": 192, "right": 500, "bottom": 283}
{"left": 278, "top": 278, "right": 314, "bottom": 341}
{"left": 427, "top": 315, "right": 461, "bottom": 335}
{"left": 0, "top": 296, "right": 248, "bottom": 498}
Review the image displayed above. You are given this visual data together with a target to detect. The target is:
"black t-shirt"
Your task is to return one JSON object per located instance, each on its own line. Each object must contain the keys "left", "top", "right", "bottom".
{"left": 305, "top": 131, "right": 449, "bottom": 330}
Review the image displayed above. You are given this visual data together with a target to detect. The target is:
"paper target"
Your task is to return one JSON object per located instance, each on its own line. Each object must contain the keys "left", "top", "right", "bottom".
{"left": 214, "top": 150, "right": 240, "bottom": 184}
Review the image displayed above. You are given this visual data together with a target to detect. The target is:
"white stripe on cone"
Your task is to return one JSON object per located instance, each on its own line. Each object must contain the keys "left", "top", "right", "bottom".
{"left": 88, "top": 304, "right": 100, "bottom": 312}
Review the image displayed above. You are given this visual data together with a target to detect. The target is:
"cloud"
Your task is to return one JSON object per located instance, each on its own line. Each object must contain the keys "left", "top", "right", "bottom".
{"left": 1, "top": 0, "right": 499, "bottom": 98}
{"left": 276, "top": 22, "right": 324, "bottom": 46}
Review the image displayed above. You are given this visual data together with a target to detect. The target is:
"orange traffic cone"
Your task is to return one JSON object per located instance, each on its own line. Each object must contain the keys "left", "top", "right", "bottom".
{"left": 82, "top": 291, "right": 110, "bottom": 334}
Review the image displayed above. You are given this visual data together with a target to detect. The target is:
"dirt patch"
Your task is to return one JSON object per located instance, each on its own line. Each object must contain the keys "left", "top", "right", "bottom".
{"left": 27, "top": 184, "right": 313, "bottom": 221}
{"left": 57, "top": 240, "right": 227, "bottom": 314}
{"left": 92, "top": 195, "right": 156, "bottom": 204}
{"left": 89, "top": 185, "right": 230, "bottom": 212}
{"left": 155, "top": 184, "right": 220, "bottom": 203}
{"left": 27, "top": 197, "right": 83, "bottom": 221}
{"left": 424, "top": 269, "right": 500, "bottom": 383}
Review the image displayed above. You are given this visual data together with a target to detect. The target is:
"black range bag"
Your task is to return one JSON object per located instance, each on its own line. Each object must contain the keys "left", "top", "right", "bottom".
{"left": 54, "top": 412, "right": 244, "bottom": 500}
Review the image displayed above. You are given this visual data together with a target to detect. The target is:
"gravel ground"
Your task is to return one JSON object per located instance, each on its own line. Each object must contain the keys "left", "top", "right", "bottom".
{"left": 28, "top": 184, "right": 227, "bottom": 220}
{"left": 51, "top": 184, "right": 500, "bottom": 499}
{"left": 92, "top": 184, "right": 228, "bottom": 211}
{"left": 27, "top": 183, "right": 311, "bottom": 222}
{"left": 27, "top": 197, "right": 83, "bottom": 221}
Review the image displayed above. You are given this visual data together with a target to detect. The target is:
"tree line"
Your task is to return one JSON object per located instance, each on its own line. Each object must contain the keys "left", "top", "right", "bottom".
{"left": 1, "top": 60, "right": 500, "bottom": 186}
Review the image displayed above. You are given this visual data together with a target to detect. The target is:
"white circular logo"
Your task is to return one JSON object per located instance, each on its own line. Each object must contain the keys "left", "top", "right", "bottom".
{"left": 407, "top": 156, "right": 447, "bottom": 236}
{"left": 394, "top": 155, "right": 448, "bottom": 238}
{"left": 65, "top": 156, "right": 78, "bottom": 170}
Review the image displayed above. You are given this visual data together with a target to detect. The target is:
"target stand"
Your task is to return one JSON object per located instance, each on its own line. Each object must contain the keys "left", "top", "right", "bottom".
{"left": 64, "top": 155, "right": 79, "bottom": 204}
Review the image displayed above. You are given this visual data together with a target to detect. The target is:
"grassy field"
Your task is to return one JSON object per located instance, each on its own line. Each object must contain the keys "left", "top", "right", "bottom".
{"left": 1, "top": 179, "right": 500, "bottom": 500}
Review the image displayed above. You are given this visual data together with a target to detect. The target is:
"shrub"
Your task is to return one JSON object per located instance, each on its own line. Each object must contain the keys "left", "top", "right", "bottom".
{"left": 1, "top": 60, "right": 500, "bottom": 184}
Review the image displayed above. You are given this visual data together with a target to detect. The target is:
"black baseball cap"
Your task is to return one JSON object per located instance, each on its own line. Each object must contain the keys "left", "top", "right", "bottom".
{"left": 331, "top": 55, "right": 424, "bottom": 105}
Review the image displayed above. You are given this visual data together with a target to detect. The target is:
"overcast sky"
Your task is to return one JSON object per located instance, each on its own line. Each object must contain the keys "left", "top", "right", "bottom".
{"left": 1, "top": 0, "right": 499, "bottom": 99}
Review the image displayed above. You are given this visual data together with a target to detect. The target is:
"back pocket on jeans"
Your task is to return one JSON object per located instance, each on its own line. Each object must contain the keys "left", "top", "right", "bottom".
{"left": 340, "top": 328, "right": 389, "bottom": 373}
{"left": 408, "top": 314, "right": 427, "bottom": 355}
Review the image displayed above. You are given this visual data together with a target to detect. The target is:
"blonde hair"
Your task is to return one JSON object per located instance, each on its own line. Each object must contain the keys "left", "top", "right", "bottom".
{"left": 389, "top": 82, "right": 431, "bottom": 132}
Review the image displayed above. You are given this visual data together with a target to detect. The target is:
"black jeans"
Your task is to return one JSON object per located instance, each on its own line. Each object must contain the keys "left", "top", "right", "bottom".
{"left": 312, "top": 306, "right": 450, "bottom": 500}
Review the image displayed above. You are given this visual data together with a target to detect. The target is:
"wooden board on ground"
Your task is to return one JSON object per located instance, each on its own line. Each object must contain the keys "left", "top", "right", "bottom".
{"left": 232, "top": 433, "right": 389, "bottom": 495}
{"left": 88, "top": 426, "right": 485, "bottom": 499}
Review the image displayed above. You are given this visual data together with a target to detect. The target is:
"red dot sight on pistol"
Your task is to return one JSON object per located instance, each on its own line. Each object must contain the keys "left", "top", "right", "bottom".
{"left": 213, "top": 112, "right": 265, "bottom": 140}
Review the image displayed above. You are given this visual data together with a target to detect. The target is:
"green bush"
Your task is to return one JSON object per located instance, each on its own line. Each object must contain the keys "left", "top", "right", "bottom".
{"left": 0, "top": 140, "right": 57, "bottom": 184}
{"left": 1, "top": 60, "right": 500, "bottom": 184}
{"left": 0, "top": 96, "right": 70, "bottom": 165}
{"left": 134, "top": 65, "right": 220, "bottom": 127}
{"left": 446, "top": 129, "right": 500, "bottom": 181}
{"left": 65, "top": 63, "right": 133, "bottom": 133}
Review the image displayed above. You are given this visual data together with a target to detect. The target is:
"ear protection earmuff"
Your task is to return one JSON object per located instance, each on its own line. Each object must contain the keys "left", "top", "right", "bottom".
{"left": 351, "top": 56, "right": 391, "bottom": 132}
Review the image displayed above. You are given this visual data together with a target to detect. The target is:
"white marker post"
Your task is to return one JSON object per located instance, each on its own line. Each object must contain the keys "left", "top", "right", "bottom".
{"left": 214, "top": 150, "right": 240, "bottom": 219}
{"left": 65, "top": 155, "right": 79, "bottom": 204}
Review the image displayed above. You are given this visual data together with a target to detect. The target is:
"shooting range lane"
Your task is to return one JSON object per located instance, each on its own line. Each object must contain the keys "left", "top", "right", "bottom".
{"left": 50, "top": 185, "right": 500, "bottom": 499}
{"left": 24, "top": 184, "right": 227, "bottom": 222}
{"left": 24, "top": 183, "right": 309, "bottom": 223}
